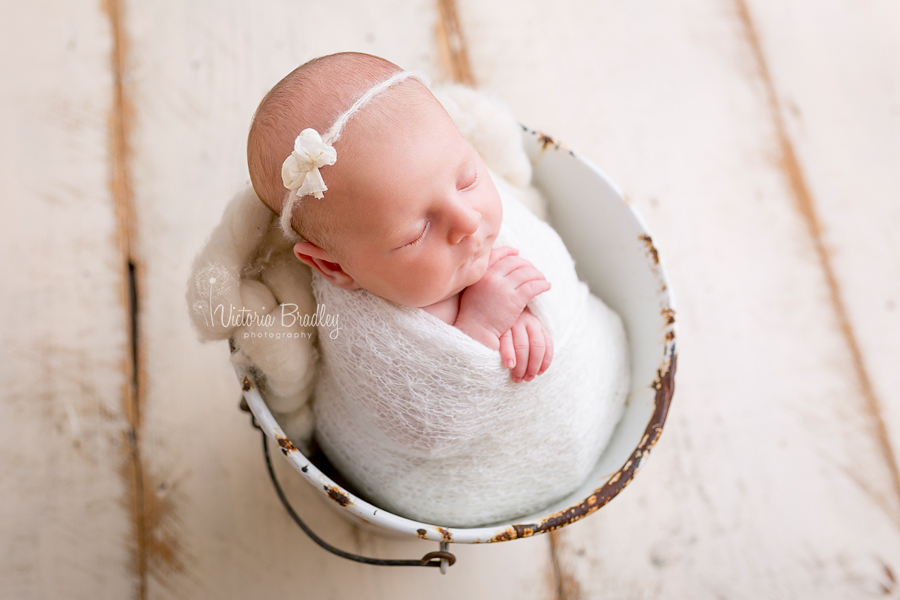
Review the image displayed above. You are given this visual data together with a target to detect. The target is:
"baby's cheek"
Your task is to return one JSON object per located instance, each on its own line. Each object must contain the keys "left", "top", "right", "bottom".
{"left": 399, "top": 261, "right": 447, "bottom": 306}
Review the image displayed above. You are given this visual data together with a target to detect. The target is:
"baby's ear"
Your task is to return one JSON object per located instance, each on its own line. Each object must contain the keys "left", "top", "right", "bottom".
{"left": 293, "top": 242, "right": 360, "bottom": 290}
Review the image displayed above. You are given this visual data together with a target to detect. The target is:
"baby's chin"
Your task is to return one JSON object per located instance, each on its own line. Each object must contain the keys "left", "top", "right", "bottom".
{"left": 414, "top": 248, "right": 492, "bottom": 307}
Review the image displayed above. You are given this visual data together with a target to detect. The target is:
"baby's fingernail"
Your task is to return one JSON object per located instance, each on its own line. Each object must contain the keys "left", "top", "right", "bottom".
{"left": 525, "top": 375, "right": 534, "bottom": 382}
{"left": 506, "top": 359, "right": 515, "bottom": 368}
{"left": 513, "top": 376, "right": 522, "bottom": 383}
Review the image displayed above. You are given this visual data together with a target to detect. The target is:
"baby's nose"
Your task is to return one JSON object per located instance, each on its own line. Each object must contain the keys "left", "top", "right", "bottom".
{"left": 449, "top": 203, "right": 481, "bottom": 244}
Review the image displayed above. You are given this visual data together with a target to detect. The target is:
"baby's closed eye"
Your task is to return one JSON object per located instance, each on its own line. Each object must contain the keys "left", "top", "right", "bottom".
{"left": 457, "top": 165, "right": 478, "bottom": 191}
{"left": 403, "top": 221, "right": 429, "bottom": 248}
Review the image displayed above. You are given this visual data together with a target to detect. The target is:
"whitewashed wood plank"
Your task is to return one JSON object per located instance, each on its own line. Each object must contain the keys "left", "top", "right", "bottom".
{"left": 743, "top": 0, "right": 900, "bottom": 515}
{"left": 457, "top": 0, "right": 900, "bottom": 597}
{"left": 0, "top": 3, "right": 137, "bottom": 599}
{"left": 120, "top": 1, "right": 556, "bottom": 597}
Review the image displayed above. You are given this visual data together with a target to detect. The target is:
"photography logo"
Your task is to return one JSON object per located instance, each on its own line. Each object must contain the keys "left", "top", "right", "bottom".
{"left": 192, "top": 262, "right": 340, "bottom": 339}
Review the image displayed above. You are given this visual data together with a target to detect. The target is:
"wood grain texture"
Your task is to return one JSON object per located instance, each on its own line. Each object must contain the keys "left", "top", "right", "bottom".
{"left": 455, "top": 0, "right": 900, "bottom": 597}
{"left": 739, "top": 0, "right": 900, "bottom": 521}
{"left": 119, "top": 0, "right": 555, "bottom": 597}
{"left": 0, "top": 2, "right": 137, "bottom": 598}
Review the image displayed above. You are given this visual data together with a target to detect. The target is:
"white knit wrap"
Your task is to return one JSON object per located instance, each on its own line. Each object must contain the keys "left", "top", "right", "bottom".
{"left": 311, "top": 177, "right": 630, "bottom": 527}
{"left": 186, "top": 83, "right": 627, "bottom": 525}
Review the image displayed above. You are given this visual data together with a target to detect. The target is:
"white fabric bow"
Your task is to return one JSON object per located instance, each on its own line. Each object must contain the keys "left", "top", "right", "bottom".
{"left": 281, "top": 129, "right": 337, "bottom": 199}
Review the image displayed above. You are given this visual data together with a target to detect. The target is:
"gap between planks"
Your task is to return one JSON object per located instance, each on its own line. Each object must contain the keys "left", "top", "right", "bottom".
{"left": 436, "top": 0, "right": 475, "bottom": 86}
{"left": 734, "top": 0, "right": 900, "bottom": 522}
{"left": 548, "top": 531, "right": 583, "bottom": 600}
{"left": 102, "top": 0, "right": 151, "bottom": 598}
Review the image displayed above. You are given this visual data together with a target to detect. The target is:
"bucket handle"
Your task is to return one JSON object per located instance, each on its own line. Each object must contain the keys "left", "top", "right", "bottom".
{"left": 244, "top": 400, "right": 457, "bottom": 573}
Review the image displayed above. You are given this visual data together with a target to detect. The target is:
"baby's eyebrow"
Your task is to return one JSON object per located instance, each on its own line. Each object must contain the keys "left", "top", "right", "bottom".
{"left": 456, "top": 157, "right": 478, "bottom": 180}
{"left": 384, "top": 218, "right": 407, "bottom": 240}
{"left": 384, "top": 217, "right": 419, "bottom": 248}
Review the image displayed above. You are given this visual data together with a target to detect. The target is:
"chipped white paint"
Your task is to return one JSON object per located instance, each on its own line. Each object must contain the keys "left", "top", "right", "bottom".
{"left": 0, "top": 2, "right": 136, "bottom": 599}
{"left": 742, "top": 0, "right": 900, "bottom": 514}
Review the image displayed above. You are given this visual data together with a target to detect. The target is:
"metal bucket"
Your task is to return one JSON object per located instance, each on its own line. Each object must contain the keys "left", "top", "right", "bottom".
{"left": 239, "top": 127, "right": 676, "bottom": 545}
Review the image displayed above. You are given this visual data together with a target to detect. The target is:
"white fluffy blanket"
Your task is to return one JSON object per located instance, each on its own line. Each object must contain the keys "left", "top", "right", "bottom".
{"left": 311, "top": 177, "right": 629, "bottom": 527}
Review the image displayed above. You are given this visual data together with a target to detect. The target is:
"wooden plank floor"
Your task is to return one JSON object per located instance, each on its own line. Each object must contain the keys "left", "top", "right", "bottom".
{"left": 0, "top": 2, "right": 138, "bottom": 598}
{"left": 2, "top": 1, "right": 898, "bottom": 598}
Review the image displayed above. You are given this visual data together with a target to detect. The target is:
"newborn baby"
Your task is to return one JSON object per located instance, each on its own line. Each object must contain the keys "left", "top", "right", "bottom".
{"left": 248, "top": 54, "right": 551, "bottom": 384}
{"left": 247, "top": 52, "right": 629, "bottom": 527}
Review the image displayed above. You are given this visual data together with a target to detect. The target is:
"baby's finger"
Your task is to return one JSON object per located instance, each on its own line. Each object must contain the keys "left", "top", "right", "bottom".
{"left": 538, "top": 327, "right": 554, "bottom": 375}
{"left": 511, "top": 323, "right": 529, "bottom": 382}
{"left": 488, "top": 246, "right": 519, "bottom": 267}
{"left": 488, "top": 254, "right": 534, "bottom": 277}
{"left": 499, "top": 330, "right": 516, "bottom": 370}
{"left": 523, "top": 319, "right": 546, "bottom": 381}
{"left": 506, "top": 265, "right": 548, "bottom": 289}
{"left": 515, "top": 279, "right": 552, "bottom": 303}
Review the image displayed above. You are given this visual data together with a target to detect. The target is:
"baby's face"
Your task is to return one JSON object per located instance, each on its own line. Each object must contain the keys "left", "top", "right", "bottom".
{"left": 321, "top": 92, "right": 502, "bottom": 308}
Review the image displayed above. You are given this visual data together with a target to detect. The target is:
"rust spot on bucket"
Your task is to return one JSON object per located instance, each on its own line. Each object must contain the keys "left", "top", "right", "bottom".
{"left": 325, "top": 485, "right": 352, "bottom": 507}
{"left": 276, "top": 436, "right": 296, "bottom": 455}
{"left": 639, "top": 234, "right": 660, "bottom": 265}
{"left": 651, "top": 371, "right": 661, "bottom": 391}
{"left": 662, "top": 307, "right": 676, "bottom": 326}
{"left": 436, "top": 527, "right": 453, "bottom": 542}
{"left": 514, "top": 524, "right": 536, "bottom": 538}
{"left": 538, "top": 132, "right": 556, "bottom": 150}
{"left": 492, "top": 529, "right": 515, "bottom": 542}
{"left": 416, "top": 528, "right": 428, "bottom": 539}
{"left": 488, "top": 350, "right": 677, "bottom": 543}
{"left": 241, "top": 377, "right": 251, "bottom": 392}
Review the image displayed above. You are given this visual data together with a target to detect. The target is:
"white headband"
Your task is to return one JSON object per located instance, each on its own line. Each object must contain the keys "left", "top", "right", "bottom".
{"left": 279, "top": 70, "right": 431, "bottom": 239}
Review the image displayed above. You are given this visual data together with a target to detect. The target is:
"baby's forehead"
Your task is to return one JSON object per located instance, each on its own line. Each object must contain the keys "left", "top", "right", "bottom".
{"left": 314, "top": 84, "right": 456, "bottom": 185}
{"left": 334, "top": 120, "right": 472, "bottom": 231}
{"left": 275, "top": 60, "right": 432, "bottom": 135}
{"left": 340, "top": 87, "right": 458, "bottom": 156}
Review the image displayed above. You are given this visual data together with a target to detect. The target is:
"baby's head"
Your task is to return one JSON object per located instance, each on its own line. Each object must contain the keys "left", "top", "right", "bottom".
{"left": 247, "top": 52, "right": 502, "bottom": 309}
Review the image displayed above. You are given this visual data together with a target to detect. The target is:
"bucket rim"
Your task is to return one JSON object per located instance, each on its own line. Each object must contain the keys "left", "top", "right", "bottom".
{"left": 239, "top": 128, "right": 676, "bottom": 544}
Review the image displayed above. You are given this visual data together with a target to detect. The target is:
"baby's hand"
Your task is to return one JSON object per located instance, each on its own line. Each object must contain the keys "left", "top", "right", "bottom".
{"left": 500, "top": 308, "right": 554, "bottom": 383}
{"left": 454, "top": 247, "right": 551, "bottom": 349}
